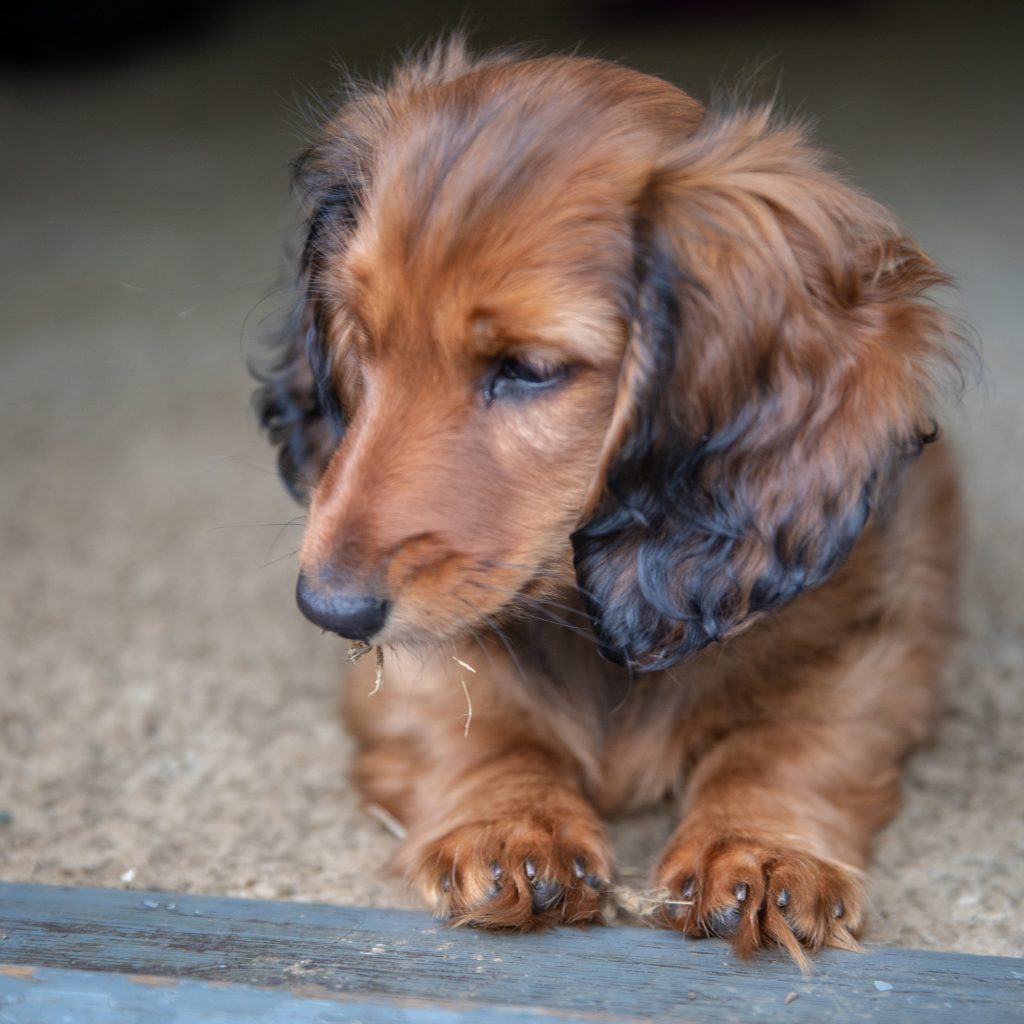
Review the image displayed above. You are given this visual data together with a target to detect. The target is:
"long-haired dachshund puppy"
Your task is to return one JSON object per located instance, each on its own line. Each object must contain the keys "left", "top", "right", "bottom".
{"left": 255, "top": 40, "right": 968, "bottom": 962}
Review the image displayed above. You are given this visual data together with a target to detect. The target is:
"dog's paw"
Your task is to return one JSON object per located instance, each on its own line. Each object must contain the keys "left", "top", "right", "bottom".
{"left": 408, "top": 813, "right": 613, "bottom": 930}
{"left": 655, "top": 831, "right": 864, "bottom": 964}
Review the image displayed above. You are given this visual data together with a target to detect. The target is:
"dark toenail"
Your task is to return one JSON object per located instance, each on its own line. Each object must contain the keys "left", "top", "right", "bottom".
{"left": 834, "top": 900, "right": 845, "bottom": 919}
{"left": 530, "top": 879, "right": 564, "bottom": 913}
{"left": 681, "top": 877, "right": 696, "bottom": 900}
{"left": 440, "top": 873, "right": 452, "bottom": 893}
{"left": 735, "top": 882, "right": 749, "bottom": 903}
{"left": 573, "top": 857, "right": 586, "bottom": 879}
{"left": 584, "top": 874, "right": 606, "bottom": 891}
{"left": 709, "top": 905, "right": 742, "bottom": 937}
{"left": 486, "top": 862, "right": 502, "bottom": 896}
{"left": 776, "top": 888, "right": 790, "bottom": 908}
{"left": 524, "top": 859, "right": 537, "bottom": 881}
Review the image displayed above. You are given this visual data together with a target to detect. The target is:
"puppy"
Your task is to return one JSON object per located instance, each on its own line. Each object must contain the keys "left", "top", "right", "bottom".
{"left": 255, "top": 40, "right": 968, "bottom": 962}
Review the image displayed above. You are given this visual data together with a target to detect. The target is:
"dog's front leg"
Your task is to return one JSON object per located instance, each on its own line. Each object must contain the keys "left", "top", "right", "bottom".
{"left": 653, "top": 714, "right": 913, "bottom": 961}
{"left": 345, "top": 650, "right": 613, "bottom": 929}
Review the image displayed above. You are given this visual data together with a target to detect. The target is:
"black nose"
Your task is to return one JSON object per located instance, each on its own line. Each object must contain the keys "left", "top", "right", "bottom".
{"left": 295, "top": 572, "right": 389, "bottom": 640}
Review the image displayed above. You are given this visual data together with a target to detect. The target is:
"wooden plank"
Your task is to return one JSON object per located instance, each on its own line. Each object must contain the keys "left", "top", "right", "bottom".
{"left": 1, "top": 882, "right": 1021, "bottom": 1023}
{"left": 0, "top": 964, "right": 625, "bottom": 1023}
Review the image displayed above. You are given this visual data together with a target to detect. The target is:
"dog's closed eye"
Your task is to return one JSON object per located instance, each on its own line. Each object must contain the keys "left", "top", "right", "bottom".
{"left": 483, "top": 353, "right": 572, "bottom": 404}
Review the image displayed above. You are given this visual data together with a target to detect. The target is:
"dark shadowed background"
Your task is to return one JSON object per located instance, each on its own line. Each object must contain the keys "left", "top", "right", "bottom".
{"left": 1, "top": 0, "right": 1022, "bottom": 955}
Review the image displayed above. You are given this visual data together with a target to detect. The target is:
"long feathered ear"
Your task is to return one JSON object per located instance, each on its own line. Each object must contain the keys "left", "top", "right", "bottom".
{"left": 251, "top": 159, "right": 360, "bottom": 502}
{"left": 573, "top": 107, "right": 967, "bottom": 671}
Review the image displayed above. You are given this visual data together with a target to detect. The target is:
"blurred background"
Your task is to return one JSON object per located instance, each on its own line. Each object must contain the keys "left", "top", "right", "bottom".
{"left": 1, "top": 0, "right": 1022, "bottom": 955}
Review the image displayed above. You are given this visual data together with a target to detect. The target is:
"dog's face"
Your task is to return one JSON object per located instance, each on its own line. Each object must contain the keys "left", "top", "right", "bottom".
{"left": 298, "top": 181, "right": 631, "bottom": 646}
{"left": 256, "top": 44, "right": 960, "bottom": 667}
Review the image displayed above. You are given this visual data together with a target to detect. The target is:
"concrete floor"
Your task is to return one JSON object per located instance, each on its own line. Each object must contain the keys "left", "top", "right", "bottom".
{"left": 1, "top": 0, "right": 1022, "bottom": 956}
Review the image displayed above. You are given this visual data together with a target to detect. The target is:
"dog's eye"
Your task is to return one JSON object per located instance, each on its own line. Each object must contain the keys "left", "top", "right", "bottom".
{"left": 485, "top": 355, "right": 568, "bottom": 404}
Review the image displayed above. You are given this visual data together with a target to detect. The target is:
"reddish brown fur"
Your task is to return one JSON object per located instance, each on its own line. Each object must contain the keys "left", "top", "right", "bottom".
{"left": 279, "top": 41, "right": 968, "bottom": 961}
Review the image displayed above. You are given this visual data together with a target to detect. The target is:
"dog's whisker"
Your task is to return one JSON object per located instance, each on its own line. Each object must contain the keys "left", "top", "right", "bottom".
{"left": 256, "top": 547, "right": 300, "bottom": 570}
{"left": 212, "top": 516, "right": 307, "bottom": 531}
{"left": 462, "top": 573, "right": 591, "bottom": 621}
{"left": 474, "top": 559, "right": 605, "bottom": 612}
{"left": 461, "top": 578, "right": 603, "bottom": 647}
{"left": 476, "top": 611, "right": 528, "bottom": 686}
{"left": 461, "top": 584, "right": 584, "bottom": 636}
{"left": 503, "top": 603, "right": 600, "bottom": 644}
{"left": 218, "top": 454, "right": 287, "bottom": 478}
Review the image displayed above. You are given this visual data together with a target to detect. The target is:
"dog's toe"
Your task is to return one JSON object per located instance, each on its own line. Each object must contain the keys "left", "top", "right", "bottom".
{"left": 408, "top": 816, "right": 612, "bottom": 929}
{"left": 656, "top": 831, "right": 864, "bottom": 963}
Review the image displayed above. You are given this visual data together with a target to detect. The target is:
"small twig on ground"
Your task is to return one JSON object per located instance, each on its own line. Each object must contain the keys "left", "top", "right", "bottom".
{"left": 364, "top": 802, "right": 407, "bottom": 841}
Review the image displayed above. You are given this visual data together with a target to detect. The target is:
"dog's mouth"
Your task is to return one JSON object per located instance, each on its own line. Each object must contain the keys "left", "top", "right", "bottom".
{"left": 296, "top": 540, "right": 583, "bottom": 653}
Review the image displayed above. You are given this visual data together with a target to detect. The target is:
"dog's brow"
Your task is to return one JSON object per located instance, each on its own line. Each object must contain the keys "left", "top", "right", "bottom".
{"left": 469, "top": 306, "right": 619, "bottom": 366}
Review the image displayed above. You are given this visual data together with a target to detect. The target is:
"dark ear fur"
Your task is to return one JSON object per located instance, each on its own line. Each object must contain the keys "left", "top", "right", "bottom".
{"left": 251, "top": 165, "right": 360, "bottom": 502}
{"left": 573, "top": 107, "right": 966, "bottom": 671}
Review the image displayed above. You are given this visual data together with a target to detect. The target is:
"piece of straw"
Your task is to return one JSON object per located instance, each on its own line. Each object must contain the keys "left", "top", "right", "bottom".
{"left": 347, "top": 641, "right": 384, "bottom": 695}
{"left": 364, "top": 802, "right": 407, "bottom": 841}
{"left": 452, "top": 655, "right": 476, "bottom": 737}
{"left": 459, "top": 677, "right": 472, "bottom": 737}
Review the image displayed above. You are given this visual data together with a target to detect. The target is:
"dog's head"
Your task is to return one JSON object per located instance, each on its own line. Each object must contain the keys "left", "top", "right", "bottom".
{"left": 255, "top": 41, "right": 963, "bottom": 667}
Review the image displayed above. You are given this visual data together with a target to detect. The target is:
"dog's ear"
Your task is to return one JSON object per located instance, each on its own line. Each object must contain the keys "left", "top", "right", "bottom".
{"left": 251, "top": 37, "right": 494, "bottom": 503}
{"left": 573, "top": 107, "right": 966, "bottom": 670}
{"left": 252, "top": 159, "right": 361, "bottom": 502}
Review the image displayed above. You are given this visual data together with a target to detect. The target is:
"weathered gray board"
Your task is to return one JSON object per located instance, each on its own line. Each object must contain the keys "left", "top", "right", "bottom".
{"left": 1, "top": 882, "right": 1021, "bottom": 1022}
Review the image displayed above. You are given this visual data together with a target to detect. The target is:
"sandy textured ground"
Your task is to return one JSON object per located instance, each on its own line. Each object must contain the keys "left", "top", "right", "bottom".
{"left": 1, "top": 1, "right": 1022, "bottom": 956}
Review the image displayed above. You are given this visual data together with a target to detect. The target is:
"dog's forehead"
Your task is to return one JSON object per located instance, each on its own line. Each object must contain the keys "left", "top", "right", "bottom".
{"left": 331, "top": 65, "right": 689, "bottom": 363}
